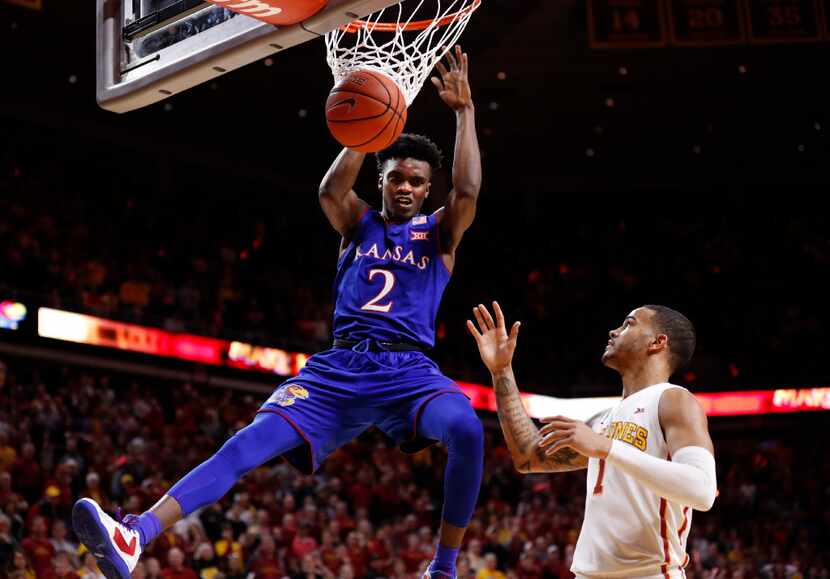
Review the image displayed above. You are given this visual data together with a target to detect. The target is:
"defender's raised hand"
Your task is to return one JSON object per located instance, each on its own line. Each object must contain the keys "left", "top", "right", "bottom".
{"left": 467, "top": 302, "right": 521, "bottom": 375}
{"left": 431, "top": 45, "right": 473, "bottom": 111}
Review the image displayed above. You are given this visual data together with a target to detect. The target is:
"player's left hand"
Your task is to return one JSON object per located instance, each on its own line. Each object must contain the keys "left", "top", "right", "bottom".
{"left": 467, "top": 301, "right": 521, "bottom": 375}
{"left": 431, "top": 45, "right": 473, "bottom": 111}
{"left": 538, "top": 416, "right": 612, "bottom": 459}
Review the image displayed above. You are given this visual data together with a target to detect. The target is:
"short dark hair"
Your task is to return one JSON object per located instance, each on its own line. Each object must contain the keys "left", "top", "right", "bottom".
{"left": 375, "top": 133, "right": 443, "bottom": 172}
{"left": 643, "top": 305, "right": 696, "bottom": 373}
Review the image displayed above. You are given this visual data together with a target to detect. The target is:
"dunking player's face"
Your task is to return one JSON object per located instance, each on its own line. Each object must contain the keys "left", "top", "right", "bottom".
{"left": 379, "top": 157, "right": 431, "bottom": 221}
{"left": 602, "top": 307, "right": 659, "bottom": 372}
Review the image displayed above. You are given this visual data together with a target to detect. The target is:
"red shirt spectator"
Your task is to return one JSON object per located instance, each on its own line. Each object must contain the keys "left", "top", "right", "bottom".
{"left": 345, "top": 532, "right": 368, "bottom": 578}
{"left": 20, "top": 517, "right": 54, "bottom": 578}
{"left": 49, "top": 552, "right": 81, "bottom": 579}
{"left": 248, "top": 535, "right": 283, "bottom": 579}
{"left": 399, "top": 534, "right": 428, "bottom": 573}
{"left": 149, "top": 529, "right": 187, "bottom": 565}
{"left": 10, "top": 443, "right": 44, "bottom": 503}
{"left": 160, "top": 547, "right": 198, "bottom": 579}
{"left": 333, "top": 503, "right": 355, "bottom": 535}
{"left": 515, "top": 552, "right": 544, "bottom": 579}
{"left": 319, "top": 531, "right": 341, "bottom": 574}
{"left": 291, "top": 526, "right": 318, "bottom": 560}
{"left": 346, "top": 471, "right": 373, "bottom": 511}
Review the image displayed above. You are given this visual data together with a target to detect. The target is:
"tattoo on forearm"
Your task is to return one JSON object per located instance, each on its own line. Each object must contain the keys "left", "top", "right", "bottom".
{"left": 548, "top": 446, "right": 580, "bottom": 465}
{"left": 494, "top": 373, "right": 584, "bottom": 472}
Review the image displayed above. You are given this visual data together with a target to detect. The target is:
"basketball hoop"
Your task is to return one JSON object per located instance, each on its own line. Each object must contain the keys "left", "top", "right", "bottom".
{"left": 325, "top": 0, "right": 482, "bottom": 106}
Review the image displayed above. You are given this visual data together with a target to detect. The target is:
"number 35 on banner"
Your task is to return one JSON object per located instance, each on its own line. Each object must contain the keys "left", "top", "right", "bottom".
{"left": 746, "top": 0, "right": 821, "bottom": 43}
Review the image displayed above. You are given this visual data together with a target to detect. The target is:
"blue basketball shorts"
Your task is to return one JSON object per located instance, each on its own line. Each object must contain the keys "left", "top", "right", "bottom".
{"left": 256, "top": 344, "right": 467, "bottom": 474}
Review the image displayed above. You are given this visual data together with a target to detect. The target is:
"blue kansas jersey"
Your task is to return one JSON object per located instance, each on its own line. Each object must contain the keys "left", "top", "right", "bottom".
{"left": 332, "top": 209, "right": 451, "bottom": 349}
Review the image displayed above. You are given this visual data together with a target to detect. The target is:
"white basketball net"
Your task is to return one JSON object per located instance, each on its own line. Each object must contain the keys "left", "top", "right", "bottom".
{"left": 325, "top": 0, "right": 481, "bottom": 106}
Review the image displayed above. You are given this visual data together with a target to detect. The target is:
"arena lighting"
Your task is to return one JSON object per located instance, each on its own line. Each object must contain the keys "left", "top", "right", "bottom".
{"left": 37, "top": 307, "right": 307, "bottom": 375}
{"left": 0, "top": 301, "right": 27, "bottom": 330}
{"left": 36, "top": 308, "right": 830, "bottom": 418}
{"left": 37, "top": 308, "right": 225, "bottom": 365}
{"left": 227, "top": 341, "right": 309, "bottom": 377}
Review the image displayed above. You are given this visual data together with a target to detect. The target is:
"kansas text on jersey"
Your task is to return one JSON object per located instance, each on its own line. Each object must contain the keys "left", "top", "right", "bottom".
{"left": 333, "top": 209, "right": 451, "bottom": 349}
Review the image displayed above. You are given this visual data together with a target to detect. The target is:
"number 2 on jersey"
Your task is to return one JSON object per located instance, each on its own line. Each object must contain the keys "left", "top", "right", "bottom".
{"left": 361, "top": 269, "right": 396, "bottom": 313}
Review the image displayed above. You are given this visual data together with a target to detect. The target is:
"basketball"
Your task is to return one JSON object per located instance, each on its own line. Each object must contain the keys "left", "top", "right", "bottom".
{"left": 326, "top": 69, "right": 407, "bottom": 153}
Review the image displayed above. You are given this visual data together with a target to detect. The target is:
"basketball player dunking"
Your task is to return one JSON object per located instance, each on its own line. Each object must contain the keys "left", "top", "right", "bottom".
{"left": 72, "top": 46, "right": 481, "bottom": 579}
{"left": 467, "top": 302, "right": 717, "bottom": 579}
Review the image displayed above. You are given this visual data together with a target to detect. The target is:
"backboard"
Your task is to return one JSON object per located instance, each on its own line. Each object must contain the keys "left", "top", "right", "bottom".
{"left": 97, "top": 0, "right": 403, "bottom": 113}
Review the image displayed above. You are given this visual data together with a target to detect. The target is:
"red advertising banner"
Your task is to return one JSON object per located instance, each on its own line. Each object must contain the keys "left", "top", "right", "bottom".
{"left": 37, "top": 307, "right": 830, "bottom": 418}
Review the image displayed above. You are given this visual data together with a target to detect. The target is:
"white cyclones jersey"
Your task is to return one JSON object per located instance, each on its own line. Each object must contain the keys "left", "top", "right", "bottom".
{"left": 572, "top": 383, "right": 693, "bottom": 579}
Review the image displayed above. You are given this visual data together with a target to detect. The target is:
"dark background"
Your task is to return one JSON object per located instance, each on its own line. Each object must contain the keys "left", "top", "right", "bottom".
{"left": 2, "top": 0, "right": 829, "bottom": 396}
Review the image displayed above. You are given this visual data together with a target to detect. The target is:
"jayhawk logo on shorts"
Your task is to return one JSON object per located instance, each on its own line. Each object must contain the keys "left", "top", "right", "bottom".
{"left": 267, "top": 384, "right": 310, "bottom": 407}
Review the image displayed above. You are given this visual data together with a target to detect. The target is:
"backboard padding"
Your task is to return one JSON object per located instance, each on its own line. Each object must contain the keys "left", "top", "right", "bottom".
{"left": 97, "top": 0, "right": 403, "bottom": 113}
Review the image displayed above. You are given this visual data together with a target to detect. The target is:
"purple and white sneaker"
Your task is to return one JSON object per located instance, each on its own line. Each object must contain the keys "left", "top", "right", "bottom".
{"left": 72, "top": 498, "right": 142, "bottom": 579}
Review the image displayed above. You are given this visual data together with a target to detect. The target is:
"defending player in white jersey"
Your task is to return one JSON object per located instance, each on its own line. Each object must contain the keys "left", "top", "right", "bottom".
{"left": 467, "top": 302, "right": 717, "bottom": 579}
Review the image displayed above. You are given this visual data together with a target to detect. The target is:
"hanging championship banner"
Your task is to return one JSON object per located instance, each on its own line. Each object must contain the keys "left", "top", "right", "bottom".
{"left": 589, "top": 0, "right": 668, "bottom": 47}
{"left": 747, "top": 0, "right": 821, "bottom": 42}
{"left": 669, "top": 0, "right": 746, "bottom": 44}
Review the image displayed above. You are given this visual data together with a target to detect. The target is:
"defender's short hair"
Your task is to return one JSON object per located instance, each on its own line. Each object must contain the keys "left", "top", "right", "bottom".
{"left": 644, "top": 305, "right": 696, "bottom": 373}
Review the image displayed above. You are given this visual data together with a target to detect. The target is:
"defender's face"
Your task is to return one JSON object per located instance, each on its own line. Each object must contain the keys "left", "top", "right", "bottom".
{"left": 379, "top": 157, "right": 431, "bottom": 221}
{"left": 602, "top": 307, "right": 657, "bottom": 370}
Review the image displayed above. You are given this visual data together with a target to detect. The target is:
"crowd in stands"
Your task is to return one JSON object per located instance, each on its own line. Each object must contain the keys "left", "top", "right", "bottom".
{"left": 0, "top": 357, "right": 828, "bottom": 579}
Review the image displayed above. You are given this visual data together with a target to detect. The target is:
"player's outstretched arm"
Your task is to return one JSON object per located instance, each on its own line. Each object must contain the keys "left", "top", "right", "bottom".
{"left": 467, "top": 302, "right": 588, "bottom": 473}
{"left": 539, "top": 388, "right": 717, "bottom": 510}
{"left": 319, "top": 148, "right": 370, "bottom": 238}
{"left": 606, "top": 389, "right": 716, "bottom": 510}
{"left": 433, "top": 45, "right": 481, "bottom": 257}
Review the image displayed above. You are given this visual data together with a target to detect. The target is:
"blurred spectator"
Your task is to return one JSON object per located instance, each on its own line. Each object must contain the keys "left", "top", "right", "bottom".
{"left": 11, "top": 443, "right": 43, "bottom": 505}
{"left": 21, "top": 516, "right": 54, "bottom": 577}
{"left": 247, "top": 533, "right": 282, "bottom": 578}
{"left": 161, "top": 547, "right": 197, "bottom": 579}
{"left": 292, "top": 524, "right": 319, "bottom": 560}
{"left": 80, "top": 473, "right": 107, "bottom": 514}
{"left": 0, "top": 511, "right": 17, "bottom": 569}
{"left": 293, "top": 552, "right": 335, "bottom": 579}
{"left": 8, "top": 547, "right": 36, "bottom": 579}
{"left": 476, "top": 553, "right": 507, "bottom": 579}
{"left": 51, "top": 551, "right": 81, "bottom": 579}
{"left": 77, "top": 552, "right": 105, "bottom": 579}
{"left": 146, "top": 557, "right": 163, "bottom": 579}
{"left": 0, "top": 432, "right": 17, "bottom": 472}
{"left": 191, "top": 542, "right": 220, "bottom": 579}
{"left": 49, "top": 520, "right": 79, "bottom": 568}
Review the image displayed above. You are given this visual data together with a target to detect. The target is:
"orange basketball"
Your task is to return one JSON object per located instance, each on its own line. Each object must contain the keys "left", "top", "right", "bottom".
{"left": 326, "top": 69, "right": 407, "bottom": 153}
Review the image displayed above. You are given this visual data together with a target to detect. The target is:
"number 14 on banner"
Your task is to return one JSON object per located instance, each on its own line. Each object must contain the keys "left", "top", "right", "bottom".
{"left": 588, "top": 0, "right": 668, "bottom": 47}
